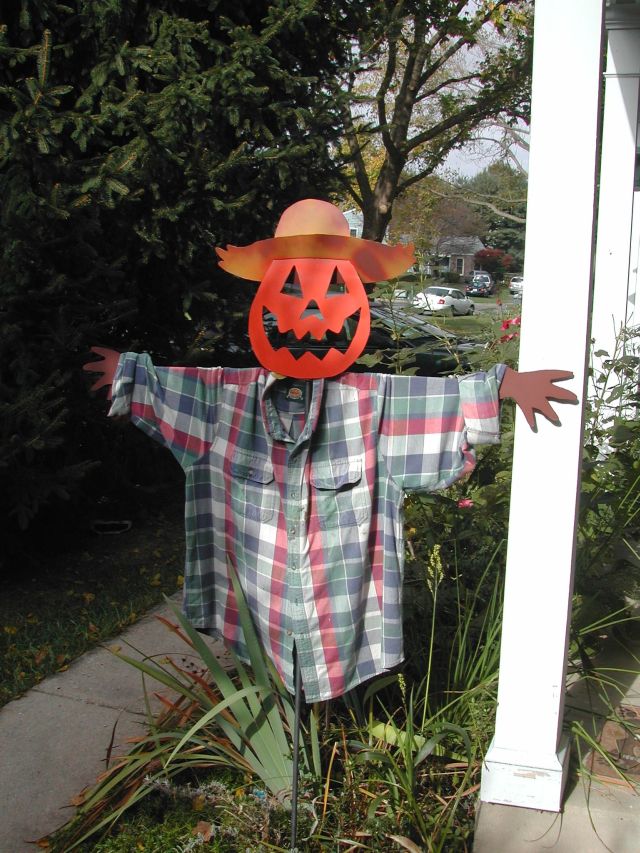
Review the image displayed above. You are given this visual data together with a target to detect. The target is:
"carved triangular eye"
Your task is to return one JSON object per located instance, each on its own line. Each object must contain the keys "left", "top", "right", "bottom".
{"left": 327, "top": 267, "right": 345, "bottom": 296}
{"left": 282, "top": 266, "right": 304, "bottom": 297}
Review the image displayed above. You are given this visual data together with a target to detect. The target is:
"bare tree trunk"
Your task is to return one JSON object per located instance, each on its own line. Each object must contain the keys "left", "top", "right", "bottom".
{"left": 361, "top": 162, "right": 402, "bottom": 241}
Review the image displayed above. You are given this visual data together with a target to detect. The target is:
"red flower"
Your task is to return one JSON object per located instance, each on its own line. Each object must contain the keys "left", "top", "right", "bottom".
{"left": 501, "top": 316, "right": 521, "bottom": 330}
{"left": 457, "top": 498, "right": 474, "bottom": 509}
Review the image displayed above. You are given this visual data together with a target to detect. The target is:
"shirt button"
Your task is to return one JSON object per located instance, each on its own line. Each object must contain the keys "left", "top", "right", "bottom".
{"left": 286, "top": 630, "right": 293, "bottom": 636}
{"left": 289, "top": 527, "right": 296, "bottom": 536}
{"left": 291, "top": 490, "right": 298, "bottom": 499}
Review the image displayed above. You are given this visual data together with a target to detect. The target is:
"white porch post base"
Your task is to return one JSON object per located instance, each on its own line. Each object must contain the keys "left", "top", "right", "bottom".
{"left": 480, "top": 736, "right": 571, "bottom": 812}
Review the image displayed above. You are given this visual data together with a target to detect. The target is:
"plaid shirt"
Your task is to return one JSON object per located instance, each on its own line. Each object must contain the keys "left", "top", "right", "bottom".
{"left": 110, "top": 354, "right": 505, "bottom": 701}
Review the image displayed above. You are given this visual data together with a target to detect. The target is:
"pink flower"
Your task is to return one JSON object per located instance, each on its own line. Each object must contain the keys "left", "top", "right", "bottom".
{"left": 458, "top": 498, "right": 474, "bottom": 509}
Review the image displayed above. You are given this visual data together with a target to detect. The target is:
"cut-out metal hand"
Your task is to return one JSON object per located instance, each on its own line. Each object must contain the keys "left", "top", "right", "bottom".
{"left": 499, "top": 366, "right": 578, "bottom": 430}
{"left": 82, "top": 347, "right": 121, "bottom": 400}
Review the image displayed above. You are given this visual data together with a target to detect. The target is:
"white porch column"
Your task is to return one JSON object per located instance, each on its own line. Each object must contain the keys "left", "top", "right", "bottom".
{"left": 591, "top": 10, "right": 640, "bottom": 355}
{"left": 480, "top": 0, "right": 605, "bottom": 812}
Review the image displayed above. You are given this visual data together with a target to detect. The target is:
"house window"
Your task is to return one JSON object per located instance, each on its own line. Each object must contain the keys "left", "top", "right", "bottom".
{"left": 350, "top": 229, "right": 358, "bottom": 237}
{"left": 455, "top": 257, "right": 464, "bottom": 274}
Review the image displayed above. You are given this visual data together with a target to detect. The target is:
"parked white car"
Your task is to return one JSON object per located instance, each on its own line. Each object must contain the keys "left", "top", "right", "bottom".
{"left": 413, "top": 286, "right": 475, "bottom": 316}
{"left": 509, "top": 275, "right": 524, "bottom": 296}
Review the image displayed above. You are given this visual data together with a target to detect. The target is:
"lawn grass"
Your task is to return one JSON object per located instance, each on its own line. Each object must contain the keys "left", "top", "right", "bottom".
{"left": 0, "top": 496, "right": 185, "bottom": 707}
{"left": 415, "top": 290, "right": 520, "bottom": 338}
{"left": 70, "top": 776, "right": 300, "bottom": 852}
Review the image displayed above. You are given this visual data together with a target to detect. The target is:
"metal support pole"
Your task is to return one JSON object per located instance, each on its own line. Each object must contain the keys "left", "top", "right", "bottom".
{"left": 290, "top": 647, "right": 302, "bottom": 852}
{"left": 290, "top": 380, "right": 311, "bottom": 850}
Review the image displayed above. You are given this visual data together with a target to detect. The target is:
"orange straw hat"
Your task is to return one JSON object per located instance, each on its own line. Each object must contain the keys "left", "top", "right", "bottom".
{"left": 216, "top": 198, "right": 415, "bottom": 283}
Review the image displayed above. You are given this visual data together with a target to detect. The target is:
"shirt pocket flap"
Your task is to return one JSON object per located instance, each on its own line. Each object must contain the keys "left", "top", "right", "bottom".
{"left": 230, "top": 452, "right": 274, "bottom": 484}
{"left": 311, "top": 459, "right": 362, "bottom": 491}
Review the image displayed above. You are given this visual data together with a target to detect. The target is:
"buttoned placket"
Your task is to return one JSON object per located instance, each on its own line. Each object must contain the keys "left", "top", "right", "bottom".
{"left": 261, "top": 375, "right": 324, "bottom": 696}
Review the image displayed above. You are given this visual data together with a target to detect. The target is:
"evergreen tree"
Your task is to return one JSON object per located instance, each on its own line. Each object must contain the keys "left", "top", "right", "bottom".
{"left": 0, "top": 0, "right": 365, "bottom": 548}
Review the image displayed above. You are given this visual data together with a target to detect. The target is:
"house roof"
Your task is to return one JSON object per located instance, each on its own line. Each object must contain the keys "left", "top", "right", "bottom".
{"left": 437, "top": 236, "right": 485, "bottom": 256}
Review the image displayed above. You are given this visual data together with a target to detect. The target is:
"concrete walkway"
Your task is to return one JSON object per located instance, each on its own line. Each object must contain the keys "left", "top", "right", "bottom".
{"left": 0, "top": 595, "right": 230, "bottom": 852}
{"left": 474, "top": 631, "right": 640, "bottom": 852}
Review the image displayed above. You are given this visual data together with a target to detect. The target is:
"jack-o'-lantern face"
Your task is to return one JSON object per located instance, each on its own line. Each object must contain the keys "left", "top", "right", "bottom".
{"left": 248, "top": 258, "right": 370, "bottom": 379}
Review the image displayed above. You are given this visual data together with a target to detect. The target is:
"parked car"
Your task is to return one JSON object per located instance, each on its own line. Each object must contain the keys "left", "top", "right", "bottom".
{"left": 466, "top": 271, "right": 494, "bottom": 297}
{"left": 392, "top": 287, "right": 413, "bottom": 307}
{"left": 412, "top": 286, "right": 475, "bottom": 316}
{"left": 466, "top": 279, "right": 492, "bottom": 297}
{"left": 509, "top": 275, "right": 524, "bottom": 296}
{"left": 188, "top": 303, "right": 481, "bottom": 376}
{"left": 364, "top": 304, "right": 481, "bottom": 374}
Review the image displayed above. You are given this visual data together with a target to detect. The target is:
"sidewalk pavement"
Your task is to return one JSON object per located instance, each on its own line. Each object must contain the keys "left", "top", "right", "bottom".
{"left": 0, "top": 595, "right": 231, "bottom": 853}
{"left": 474, "top": 630, "right": 640, "bottom": 852}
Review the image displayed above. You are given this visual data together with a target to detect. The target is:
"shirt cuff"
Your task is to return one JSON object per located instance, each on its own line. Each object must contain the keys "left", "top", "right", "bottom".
{"left": 459, "top": 363, "right": 506, "bottom": 445}
{"left": 107, "top": 352, "right": 138, "bottom": 418}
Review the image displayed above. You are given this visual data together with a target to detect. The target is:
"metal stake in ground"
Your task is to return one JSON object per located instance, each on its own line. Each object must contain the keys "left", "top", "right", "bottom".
{"left": 290, "top": 647, "right": 303, "bottom": 852}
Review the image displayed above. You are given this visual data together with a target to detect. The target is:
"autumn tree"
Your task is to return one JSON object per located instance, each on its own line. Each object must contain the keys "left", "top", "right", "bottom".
{"left": 474, "top": 247, "right": 514, "bottom": 280}
{"left": 462, "top": 161, "right": 527, "bottom": 267}
{"left": 388, "top": 175, "right": 487, "bottom": 272}
{"left": 339, "top": 0, "right": 532, "bottom": 241}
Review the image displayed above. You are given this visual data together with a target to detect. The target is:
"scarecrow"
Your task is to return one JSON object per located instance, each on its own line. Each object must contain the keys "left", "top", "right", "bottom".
{"left": 84, "top": 199, "right": 576, "bottom": 703}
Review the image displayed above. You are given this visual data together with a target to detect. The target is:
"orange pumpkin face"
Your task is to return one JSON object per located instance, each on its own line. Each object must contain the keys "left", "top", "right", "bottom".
{"left": 248, "top": 258, "right": 370, "bottom": 379}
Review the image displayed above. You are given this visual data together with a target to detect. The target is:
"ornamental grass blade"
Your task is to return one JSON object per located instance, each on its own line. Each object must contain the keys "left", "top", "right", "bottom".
{"left": 415, "top": 723, "right": 473, "bottom": 767}
{"left": 225, "top": 562, "right": 300, "bottom": 778}
{"left": 165, "top": 684, "right": 267, "bottom": 766}
{"left": 309, "top": 704, "right": 322, "bottom": 780}
{"left": 161, "top": 598, "right": 272, "bottom": 754}
{"left": 165, "top": 586, "right": 296, "bottom": 797}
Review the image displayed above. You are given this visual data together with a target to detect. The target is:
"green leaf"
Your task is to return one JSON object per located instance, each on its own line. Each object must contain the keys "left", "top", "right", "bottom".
{"left": 36, "top": 132, "right": 50, "bottom": 154}
{"left": 106, "top": 178, "right": 129, "bottom": 196}
{"left": 37, "top": 30, "right": 51, "bottom": 87}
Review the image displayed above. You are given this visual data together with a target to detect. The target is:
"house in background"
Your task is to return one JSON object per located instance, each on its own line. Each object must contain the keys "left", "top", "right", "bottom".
{"left": 435, "top": 235, "right": 485, "bottom": 278}
{"left": 342, "top": 208, "right": 363, "bottom": 238}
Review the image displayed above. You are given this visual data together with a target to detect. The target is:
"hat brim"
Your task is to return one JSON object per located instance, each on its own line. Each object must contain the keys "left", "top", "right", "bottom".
{"left": 216, "top": 234, "right": 415, "bottom": 284}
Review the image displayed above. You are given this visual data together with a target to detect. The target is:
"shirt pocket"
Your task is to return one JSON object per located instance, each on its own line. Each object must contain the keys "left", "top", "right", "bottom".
{"left": 230, "top": 451, "right": 276, "bottom": 522}
{"left": 311, "top": 459, "right": 369, "bottom": 530}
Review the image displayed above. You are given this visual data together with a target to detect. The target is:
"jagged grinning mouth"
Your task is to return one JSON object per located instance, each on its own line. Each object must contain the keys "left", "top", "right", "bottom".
{"left": 264, "top": 308, "right": 361, "bottom": 359}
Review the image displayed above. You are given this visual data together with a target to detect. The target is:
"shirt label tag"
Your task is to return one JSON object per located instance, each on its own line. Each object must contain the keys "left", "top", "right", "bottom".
{"left": 286, "top": 384, "right": 305, "bottom": 403}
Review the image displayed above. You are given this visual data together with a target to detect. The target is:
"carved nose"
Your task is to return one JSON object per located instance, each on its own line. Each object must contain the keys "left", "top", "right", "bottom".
{"left": 301, "top": 299, "right": 324, "bottom": 320}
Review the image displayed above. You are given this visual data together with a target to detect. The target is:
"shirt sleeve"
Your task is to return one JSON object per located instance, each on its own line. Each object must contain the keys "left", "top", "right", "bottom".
{"left": 108, "top": 352, "right": 223, "bottom": 470}
{"left": 377, "top": 364, "right": 506, "bottom": 492}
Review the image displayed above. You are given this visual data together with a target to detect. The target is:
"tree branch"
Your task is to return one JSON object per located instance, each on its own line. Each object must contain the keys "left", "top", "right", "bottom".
{"left": 419, "top": 0, "right": 512, "bottom": 89}
{"left": 427, "top": 184, "right": 527, "bottom": 223}
{"left": 406, "top": 76, "right": 516, "bottom": 154}
{"left": 416, "top": 72, "right": 481, "bottom": 102}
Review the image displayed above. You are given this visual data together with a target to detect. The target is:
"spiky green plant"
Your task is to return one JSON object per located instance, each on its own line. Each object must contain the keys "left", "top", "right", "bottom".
{"left": 45, "top": 565, "right": 321, "bottom": 851}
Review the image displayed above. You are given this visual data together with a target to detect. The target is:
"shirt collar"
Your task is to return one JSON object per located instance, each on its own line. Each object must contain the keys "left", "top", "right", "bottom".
{"left": 261, "top": 372, "right": 325, "bottom": 445}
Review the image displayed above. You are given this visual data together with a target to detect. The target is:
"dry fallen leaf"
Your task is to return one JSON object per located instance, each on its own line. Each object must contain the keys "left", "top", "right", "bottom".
{"left": 192, "top": 793, "right": 206, "bottom": 812}
{"left": 193, "top": 820, "right": 214, "bottom": 842}
{"left": 69, "top": 791, "right": 87, "bottom": 806}
{"left": 387, "top": 835, "right": 424, "bottom": 853}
